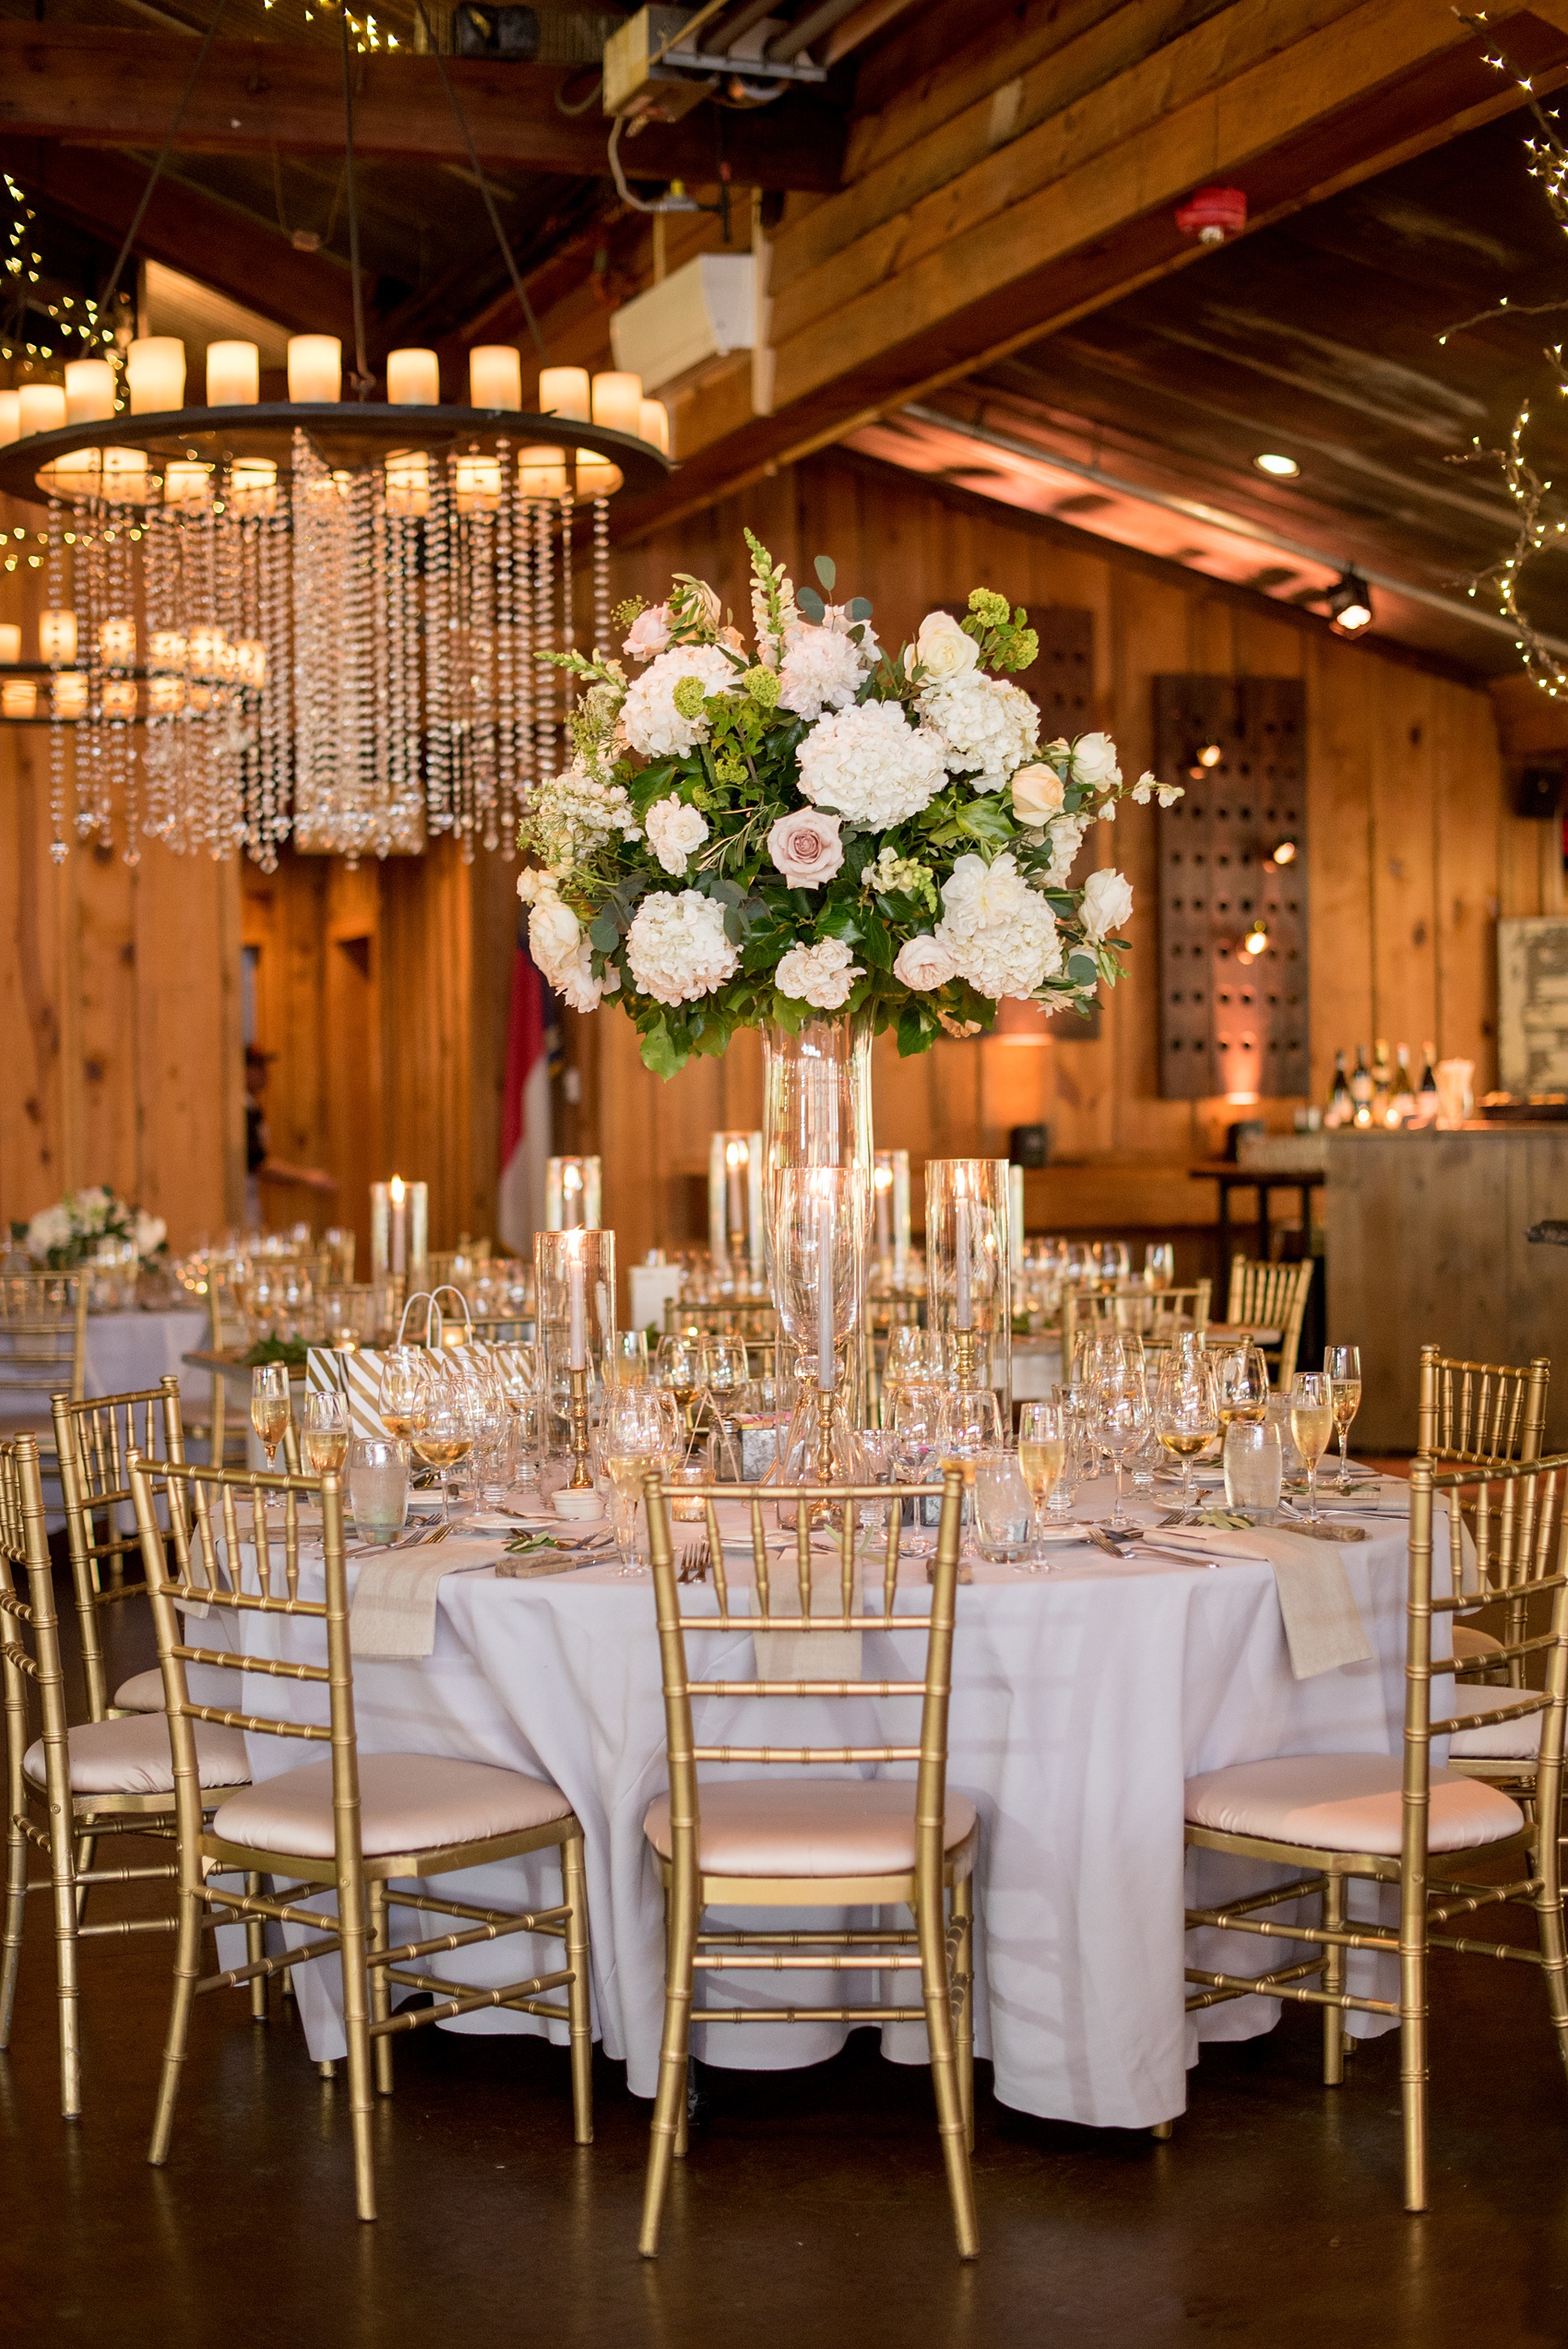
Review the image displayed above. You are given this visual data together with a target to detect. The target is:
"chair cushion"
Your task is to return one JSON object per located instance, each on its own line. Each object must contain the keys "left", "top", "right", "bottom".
{"left": 210, "top": 1752, "right": 574, "bottom": 1860}
{"left": 643, "top": 1777, "right": 978, "bottom": 1880}
{"left": 23, "top": 1714, "right": 250, "bottom": 1797}
{"left": 1185, "top": 1753, "right": 1523, "bottom": 1857}
{"left": 113, "top": 1668, "right": 166, "bottom": 1714}
{"left": 1453, "top": 1625, "right": 1503, "bottom": 1661}
{"left": 1447, "top": 1684, "right": 1544, "bottom": 1762}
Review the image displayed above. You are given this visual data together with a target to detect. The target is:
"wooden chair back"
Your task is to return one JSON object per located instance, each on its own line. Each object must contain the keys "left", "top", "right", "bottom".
{"left": 51, "top": 1378, "right": 186, "bottom": 1722}
{"left": 0, "top": 1274, "right": 88, "bottom": 1421}
{"left": 1225, "top": 1255, "right": 1314, "bottom": 1385}
{"left": 1417, "top": 1346, "right": 1550, "bottom": 1470}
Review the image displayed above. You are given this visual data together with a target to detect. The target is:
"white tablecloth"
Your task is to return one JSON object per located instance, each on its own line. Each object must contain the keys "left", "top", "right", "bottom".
{"left": 221, "top": 1481, "right": 1420, "bottom": 2130}
{"left": 84, "top": 1308, "right": 209, "bottom": 1408}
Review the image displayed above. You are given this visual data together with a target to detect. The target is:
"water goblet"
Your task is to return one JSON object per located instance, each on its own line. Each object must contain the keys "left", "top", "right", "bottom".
{"left": 973, "top": 1449, "right": 1036, "bottom": 1565}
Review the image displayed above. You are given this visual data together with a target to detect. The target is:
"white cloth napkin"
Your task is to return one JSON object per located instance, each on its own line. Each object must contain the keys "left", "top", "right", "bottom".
{"left": 1144, "top": 1525, "right": 1372, "bottom": 1679}
{"left": 349, "top": 1540, "right": 497, "bottom": 1660}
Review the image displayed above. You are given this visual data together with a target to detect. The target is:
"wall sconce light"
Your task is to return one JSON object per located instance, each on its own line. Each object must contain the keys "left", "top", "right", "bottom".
{"left": 1270, "top": 837, "right": 1298, "bottom": 867}
{"left": 1241, "top": 916, "right": 1269, "bottom": 958}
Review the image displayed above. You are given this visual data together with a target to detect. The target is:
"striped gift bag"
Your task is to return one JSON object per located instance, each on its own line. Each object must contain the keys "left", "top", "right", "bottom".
{"left": 306, "top": 1346, "right": 392, "bottom": 1437}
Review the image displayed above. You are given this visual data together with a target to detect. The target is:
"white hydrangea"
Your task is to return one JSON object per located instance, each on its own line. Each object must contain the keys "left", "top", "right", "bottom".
{"left": 644, "top": 793, "right": 709, "bottom": 876}
{"left": 133, "top": 1210, "right": 167, "bottom": 1259}
{"left": 796, "top": 698, "right": 947, "bottom": 828}
{"left": 524, "top": 761, "right": 639, "bottom": 872}
{"left": 25, "top": 1204, "right": 72, "bottom": 1262}
{"left": 625, "top": 889, "right": 739, "bottom": 1006}
{"left": 934, "top": 852, "right": 1062, "bottom": 1002}
{"left": 776, "top": 623, "right": 868, "bottom": 721}
{"left": 620, "top": 644, "right": 738, "bottom": 759}
{"left": 918, "top": 670, "right": 1039, "bottom": 791}
{"left": 775, "top": 937, "right": 862, "bottom": 1010}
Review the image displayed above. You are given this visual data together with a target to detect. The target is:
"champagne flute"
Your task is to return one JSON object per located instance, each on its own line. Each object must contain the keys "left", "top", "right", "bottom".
{"left": 1018, "top": 1396, "right": 1070, "bottom": 1543}
{"left": 250, "top": 1362, "right": 291, "bottom": 1474}
{"left": 302, "top": 1388, "right": 349, "bottom": 1477}
{"left": 1154, "top": 1350, "right": 1218, "bottom": 1515}
{"left": 1324, "top": 1345, "right": 1362, "bottom": 1489}
{"left": 1289, "top": 1370, "right": 1336, "bottom": 1524}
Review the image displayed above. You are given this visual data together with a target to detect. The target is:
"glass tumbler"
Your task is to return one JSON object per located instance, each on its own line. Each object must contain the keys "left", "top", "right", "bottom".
{"left": 347, "top": 1436, "right": 410, "bottom": 1544}
{"left": 1222, "top": 1418, "right": 1283, "bottom": 1518}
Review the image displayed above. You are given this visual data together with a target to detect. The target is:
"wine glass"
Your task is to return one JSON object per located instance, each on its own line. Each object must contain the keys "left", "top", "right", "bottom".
{"left": 376, "top": 1347, "right": 428, "bottom": 1441}
{"left": 461, "top": 1369, "right": 513, "bottom": 1508}
{"left": 1289, "top": 1370, "right": 1336, "bottom": 1524}
{"left": 1215, "top": 1343, "right": 1270, "bottom": 1430}
{"left": 1018, "top": 1396, "right": 1070, "bottom": 1544}
{"left": 890, "top": 1381, "right": 946, "bottom": 1556}
{"left": 610, "top": 1330, "right": 650, "bottom": 1387}
{"left": 937, "top": 1386, "right": 1004, "bottom": 1554}
{"left": 1324, "top": 1344, "right": 1362, "bottom": 1489}
{"left": 1094, "top": 1375, "right": 1151, "bottom": 1531}
{"left": 1154, "top": 1349, "right": 1219, "bottom": 1515}
{"left": 1144, "top": 1243, "right": 1174, "bottom": 1293}
{"left": 601, "top": 1384, "right": 683, "bottom": 1575}
{"left": 654, "top": 1333, "right": 705, "bottom": 1424}
{"left": 705, "top": 1335, "right": 750, "bottom": 1408}
{"left": 302, "top": 1389, "right": 349, "bottom": 1478}
{"left": 250, "top": 1363, "right": 291, "bottom": 1473}
{"left": 410, "top": 1371, "right": 472, "bottom": 1524}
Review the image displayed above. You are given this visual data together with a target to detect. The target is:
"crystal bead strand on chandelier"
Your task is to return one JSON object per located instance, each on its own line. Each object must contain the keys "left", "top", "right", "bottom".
{"left": 44, "top": 492, "right": 68, "bottom": 864}
{"left": 495, "top": 439, "right": 517, "bottom": 858}
{"left": 592, "top": 495, "right": 611, "bottom": 658}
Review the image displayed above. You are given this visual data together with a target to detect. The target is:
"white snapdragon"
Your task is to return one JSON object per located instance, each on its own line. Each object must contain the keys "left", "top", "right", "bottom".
{"left": 796, "top": 698, "right": 947, "bottom": 827}
{"left": 621, "top": 645, "right": 738, "bottom": 758}
{"left": 524, "top": 761, "right": 639, "bottom": 871}
{"left": 625, "top": 890, "right": 740, "bottom": 1005}
{"left": 918, "top": 670, "right": 1039, "bottom": 791}
{"left": 1042, "top": 813, "right": 1090, "bottom": 886}
{"left": 775, "top": 937, "right": 862, "bottom": 1011}
{"left": 644, "top": 794, "right": 709, "bottom": 876}
{"left": 934, "top": 852, "right": 1062, "bottom": 1002}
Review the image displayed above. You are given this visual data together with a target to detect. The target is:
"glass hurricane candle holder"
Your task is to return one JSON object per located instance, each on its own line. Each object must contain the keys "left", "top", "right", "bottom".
{"left": 924, "top": 1157, "right": 1013, "bottom": 1417}
{"left": 546, "top": 1156, "right": 601, "bottom": 1230}
{"left": 534, "top": 1228, "right": 616, "bottom": 1456}
{"left": 872, "top": 1148, "right": 912, "bottom": 1291}
{"left": 708, "top": 1131, "right": 764, "bottom": 1287}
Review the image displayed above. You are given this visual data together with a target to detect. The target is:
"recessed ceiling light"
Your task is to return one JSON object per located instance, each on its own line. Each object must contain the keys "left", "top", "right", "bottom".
{"left": 1253, "top": 452, "right": 1300, "bottom": 479}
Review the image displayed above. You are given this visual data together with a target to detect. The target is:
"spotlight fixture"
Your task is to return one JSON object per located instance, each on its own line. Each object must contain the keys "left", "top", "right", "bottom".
{"left": 1253, "top": 452, "right": 1300, "bottom": 479}
{"left": 1327, "top": 568, "right": 1373, "bottom": 635}
{"left": 1270, "top": 837, "right": 1298, "bottom": 867}
{"left": 1241, "top": 916, "right": 1269, "bottom": 957}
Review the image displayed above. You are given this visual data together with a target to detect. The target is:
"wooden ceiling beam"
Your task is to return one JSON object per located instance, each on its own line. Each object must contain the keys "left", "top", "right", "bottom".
{"left": 614, "top": 0, "right": 1568, "bottom": 533}
{"left": 0, "top": 136, "right": 361, "bottom": 340}
{"left": 0, "top": 25, "right": 846, "bottom": 191}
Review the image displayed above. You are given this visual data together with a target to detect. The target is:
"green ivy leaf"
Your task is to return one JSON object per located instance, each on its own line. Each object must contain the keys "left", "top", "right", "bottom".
{"left": 640, "top": 1020, "right": 686, "bottom": 1080}
{"left": 955, "top": 795, "right": 1015, "bottom": 848}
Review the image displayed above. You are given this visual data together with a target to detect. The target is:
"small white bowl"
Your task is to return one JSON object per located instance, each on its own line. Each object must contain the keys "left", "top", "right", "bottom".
{"left": 551, "top": 1488, "right": 606, "bottom": 1521}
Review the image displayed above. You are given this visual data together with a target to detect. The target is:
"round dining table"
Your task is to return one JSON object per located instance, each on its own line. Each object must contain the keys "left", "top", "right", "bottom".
{"left": 209, "top": 1472, "right": 1426, "bottom": 2132}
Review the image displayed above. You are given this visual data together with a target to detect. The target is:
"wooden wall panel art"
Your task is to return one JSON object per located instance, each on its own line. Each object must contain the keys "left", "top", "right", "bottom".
{"left": 1153, "top": 675, "right": 1308, "bottom": 1100}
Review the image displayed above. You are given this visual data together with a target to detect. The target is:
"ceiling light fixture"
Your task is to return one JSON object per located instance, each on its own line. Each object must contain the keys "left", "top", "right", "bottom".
{"left": 1327, "top": 568, "right": 1374, "bottom": 635}
{"left": 1253, "top": 452, "right": 1300, "bottom": 479}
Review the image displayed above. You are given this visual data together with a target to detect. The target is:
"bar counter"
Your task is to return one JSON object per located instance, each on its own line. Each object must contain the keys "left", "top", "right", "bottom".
{"left": 1325, "top": 1125, "right": 1568, "bottom": 1450}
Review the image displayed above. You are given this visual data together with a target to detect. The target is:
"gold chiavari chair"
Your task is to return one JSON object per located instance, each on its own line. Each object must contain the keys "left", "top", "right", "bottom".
{"left": 1418, "top": 1346, "right": 1550, "bottom": 1673}
{"left": 53, "top": 1377, "right": 197, "bottom": 1721}
{"left": 189, "top": 1277, "right": 249, "bottom": 1467}
{"left": 1182, "top": 1451, "right": 1568, "bottom": 2211}
{"left": 639, "top": 1466, "right": 978, "bottom": 2260}
{"left": 0, "top": 1434, "right": 251, "bottom": 2118}
{"left": 1224, "top": 1254, "right": 1314, "bottom": 1386}
{"left": 0, "top": 1274, "right": 89, "bottom": 1455}
{"left": 662, "top": 1298, "right": 779, "bottom": 1342}
{"left": 1062, "top": 1279, "right": 1211, "bottom": 1359}
{"left": 127, "top": 1452, "right": 594, "bottom": 2221}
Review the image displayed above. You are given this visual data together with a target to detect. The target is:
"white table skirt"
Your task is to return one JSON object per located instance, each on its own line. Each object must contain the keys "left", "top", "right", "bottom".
{"left": 84, "top": 1308, "right": 209, "bottom": 1408}
{"left": 220, "top": 1482, "right": 1421, "bottom": 2130}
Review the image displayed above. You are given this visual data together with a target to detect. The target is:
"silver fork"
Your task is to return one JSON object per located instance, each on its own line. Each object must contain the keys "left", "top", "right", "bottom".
{"left": 677, "top": 1541, "right": 709, "bottom": 1584}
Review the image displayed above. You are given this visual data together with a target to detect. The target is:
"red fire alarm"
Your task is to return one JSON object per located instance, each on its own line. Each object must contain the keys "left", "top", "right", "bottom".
{"left": 1175, "top": 185, "right": 1248, "bottom": 245}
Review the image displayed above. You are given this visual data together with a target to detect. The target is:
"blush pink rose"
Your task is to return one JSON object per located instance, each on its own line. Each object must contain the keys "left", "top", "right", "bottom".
{"left": 767, "top": 807, "right": 845, "bottom": 888}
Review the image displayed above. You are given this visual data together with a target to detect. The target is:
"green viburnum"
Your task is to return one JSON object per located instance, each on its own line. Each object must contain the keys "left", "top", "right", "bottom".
{"left": 671, "top": 675, "right": 708, "bottom": 719}
{"left": 968, "top": 588, "right": 1009, "bottom": 629}
{"left": 867, "top": 845, "right": 938, "bottom": 911}
{"left": 743, "top": 663, "right": 781, "bottom": 707}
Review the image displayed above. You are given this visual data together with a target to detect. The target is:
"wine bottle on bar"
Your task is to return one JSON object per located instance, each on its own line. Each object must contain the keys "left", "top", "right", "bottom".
{"left": 1325, "top": 1050, "right": 1354, "bottom": 1129}
{"left": 1350, "top": 1044, "right": 1373, "bottom": 1128}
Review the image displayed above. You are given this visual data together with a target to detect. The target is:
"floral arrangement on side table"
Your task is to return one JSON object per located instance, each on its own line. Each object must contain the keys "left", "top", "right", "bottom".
{"left": 15, "top": 1187, "right": 168, "bottom": 1270}
{"left": 517, "top": 531, "right": 1180, "bottom": 1074}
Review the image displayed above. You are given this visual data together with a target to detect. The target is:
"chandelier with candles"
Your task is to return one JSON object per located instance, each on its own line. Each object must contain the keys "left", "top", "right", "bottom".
{"left": 0, "top": 336, "right": 670, "bottom": 869}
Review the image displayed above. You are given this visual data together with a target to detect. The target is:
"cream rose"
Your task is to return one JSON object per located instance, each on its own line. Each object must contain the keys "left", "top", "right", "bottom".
{"left": 1011, "top": 762, "right": 1066, "bottom": 824}
{"left": 893, "top": 934, "right": 958, "bottom": 991}
{"left": 644, "top": 793, "right": 709, "bottom": 877}
{"left": 529, "top": 896, "right": 581, "bottom": 975}
{"left": 914, "top": 611, "right": 980, "bottom": 682}
{"left": 767, "top": 808, "right": 844, "bottom": 887}
{"left": 1079, "top": 867, "right": 1134, "bottom": 942}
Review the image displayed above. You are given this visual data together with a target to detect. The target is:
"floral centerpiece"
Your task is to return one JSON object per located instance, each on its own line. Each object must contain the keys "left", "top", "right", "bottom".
{"left": 16, "top": 1187, "right": 168, "bottom": 1270}
{"left": 516, "top": 531, "right": 1177, "bottom": 1074}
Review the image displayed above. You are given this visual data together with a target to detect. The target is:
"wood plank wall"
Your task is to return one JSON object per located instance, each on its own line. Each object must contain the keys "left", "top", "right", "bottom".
{"left": 0, "top": 451, "right": 1551, "bottom": 1263}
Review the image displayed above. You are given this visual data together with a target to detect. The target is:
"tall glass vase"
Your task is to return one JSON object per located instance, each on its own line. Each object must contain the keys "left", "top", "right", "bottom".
{"left": 761, "top": 1009, "right": 873, "bottom": 1466}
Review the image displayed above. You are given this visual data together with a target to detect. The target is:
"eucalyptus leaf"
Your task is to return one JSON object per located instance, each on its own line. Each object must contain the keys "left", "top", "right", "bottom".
{"left": 814, "top": 555, "right": 837, "bottom": 591}
{"left": 848, "top": 596, "right": 873, "bottom": 622}
{"left": 1067, "top": 951, "right": 1098, "bottom": 985}
{"left": 798, "top": 587, "right": 826, "bottom": 623}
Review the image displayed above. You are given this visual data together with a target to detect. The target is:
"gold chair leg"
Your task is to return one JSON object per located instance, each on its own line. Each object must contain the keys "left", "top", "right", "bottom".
{"left": 149, "top": 1885, "right": 204, "bottom": 2165}
{"left": 338, "top": 1876, "right": 377, "bottom": 2222}
{"left": 639, "top": 1872, "right": 696, "bottom": 2259}
{"left": 244, "top": 1873, "right": 268, "bottom": 2025}
{"left": 1532, "top": 1802, "right": 1568, "bottom": 2079}
{"left": 952, "top": 1870, "right": 975, "bottom": 2153}
{"left": 560, "top": 1828, "right": 594, "bottom": 2145}
{"left": 920, "top": 1878, "right": 979, "bottom": 2260}
{"left": 72, "top": 1833, "right": 95, "bottom": 1928}
{"left": 0, "top": 1808, "right": 27, "bottom": 2049}
{"left": 1398, "top": 1891, "right": 1429, "bottom": 2214}
{"left": 366, "top": 1882, "right": 394, "bottom": 2097}
{"left": 1322, "top": 1871, "right": 1346, "bottom": 2087}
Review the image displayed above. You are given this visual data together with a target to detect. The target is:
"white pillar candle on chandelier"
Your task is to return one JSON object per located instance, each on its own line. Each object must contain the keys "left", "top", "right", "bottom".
{"left": 39, "top": 610, "right": 77, "bottom": 665}
{"left": 65, "top": 359, "right": 115, "bottom": 424}
{"left": 388, "top": 1173, "right": 407, "bottom": 1276}
{"left": 288, "top": 335, "right": 342, "bottom": 402}
{"left": 469, "top": 344, "right": 522, "bottom": 410}
{"left": 386, "top": 347, "right": 439, "bottom": 405}
{"left": 517, "top": 445, "right": 567, "bottom": 497}
{"left": 205, "top": 339, "right": 259, "bottom": 406}
{"left": 53, "top": 672, "right": 89, "bottom": 719}
{"left": 99, "top": 615, "right": 137, "bottom": 666}
{"left": 18, "top": 384, "right": 66, "bottom": 437}
{"left": 575, "top": 448, "right": 622, "bottom": 498}
{"left": 0, "top": 625, "right": 18, "bottom": 665}
{"left": 126, "top": 337, "right": 185, "bottom": 415}
{"left": 638, "top": 398, "right": 671, "bottom": 453}
{"left": 0, "top": 390, "right": 18, "bottom": 445}
{"left": 1, "top": 679, "right": 37, "bottom": 718}
{"left": 539, "top": 365, "right": 590, "bottom": 421}
{"left": 590, "top": 372, "right": 643, "bottom": 437}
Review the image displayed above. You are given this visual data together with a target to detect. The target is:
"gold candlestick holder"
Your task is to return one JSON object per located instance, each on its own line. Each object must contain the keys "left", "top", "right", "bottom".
{"left": 815, "top": 1382, "right": 837, "bottom": 1486}
{"left": 567, "top": 1364, "right": 594, "bottom": 1489}
{"left": 953, "top": 1328, "right": 979, "bottom": 1389}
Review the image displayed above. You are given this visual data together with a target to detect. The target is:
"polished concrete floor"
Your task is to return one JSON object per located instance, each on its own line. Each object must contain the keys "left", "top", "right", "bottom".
{"left": 6, "top": 1552, "right": 1568, "bottom": 2347}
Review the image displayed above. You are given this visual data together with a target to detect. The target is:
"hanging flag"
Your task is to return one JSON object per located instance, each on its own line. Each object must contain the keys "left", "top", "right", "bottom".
{"left": 497, "top": 919, "right": 556, "bottom": 1257}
